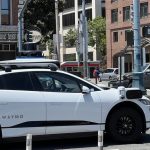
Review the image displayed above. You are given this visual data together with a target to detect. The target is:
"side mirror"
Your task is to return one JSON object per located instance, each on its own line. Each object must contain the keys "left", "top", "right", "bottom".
{"left": 82, "top": 86, "right": 90, "bottom": 94}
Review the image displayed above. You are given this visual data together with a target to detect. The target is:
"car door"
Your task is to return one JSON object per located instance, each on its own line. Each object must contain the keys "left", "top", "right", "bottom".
{"left": 0, "top": 72, "right": 46, "bottom": 138}
{"left": 34, "top": 71, "right": 102, "bottom": 135}
{"left": 103, "top": 69, "right": 109, "bottom": 80}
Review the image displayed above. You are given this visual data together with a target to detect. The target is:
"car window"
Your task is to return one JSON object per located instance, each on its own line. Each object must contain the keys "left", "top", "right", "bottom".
{"left": 146, "top": 66, "right": 150, "bottom": 72}
{"left": 76, "top": 79, "right": 100, "bottom": 92}
{"left": 106, "top": 69, "right": 114, "bottom": 73}
{"left": 34, "top": 72, "right": 81, "bottom": 93}
{"left": 114, "top": 69, "right": 118, "bottom": 74}
{"left": 0, "top": 72, "right": 33, "bottom": 91}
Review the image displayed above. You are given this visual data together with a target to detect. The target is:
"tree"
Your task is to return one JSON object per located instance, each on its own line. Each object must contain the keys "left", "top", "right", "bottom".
{"left": 88, "top": 17, "right": 106, "bottom": 62}
{"left": 24, "top": 0, "right": 65, "bottom": 42}
{"left": 64, "top": 28, "right": 77, "bottom": 48}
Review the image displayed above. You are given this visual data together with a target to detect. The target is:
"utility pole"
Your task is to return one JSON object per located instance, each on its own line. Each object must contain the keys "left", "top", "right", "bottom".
{"left": 82, "top": 0, "right": 88, "bottom": 79}
{"left": 18, "top": 0, "right": 31, "bottom": 52}
{"left": 132, "top": 0, "right": 145, "bottom": 93}
{"left": 55, "top": 0, "right": 60, "bottom": 62}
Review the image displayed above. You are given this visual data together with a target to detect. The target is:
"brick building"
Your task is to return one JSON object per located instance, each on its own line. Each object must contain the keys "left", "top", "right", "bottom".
{"left": 106, "top": 0, "right": 150, "bottom": 72}
{"left": 0, "top": 0, "right": 19, "bottom": 60}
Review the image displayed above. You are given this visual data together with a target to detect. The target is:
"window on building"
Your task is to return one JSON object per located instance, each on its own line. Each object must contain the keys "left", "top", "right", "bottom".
{"left": 146, "top": 53, "right": 150, "bottom": 62}
{"left": 125, "top": 30, "right": 130, "bottom": 41}
{"left": 88, "top": 52, "right": 93, "bottom": 61}
{"left": 111, "top": 9, "right": 118, "bottom": 23}
{"left": 63, "top": 13, "right": 75, "bottom": 27}
{"left": 113, "top": 32, "right": 118, "bottom": 42}
{"left": 102, "top": 7, "right": 106, "bottom": 18}
{"left": 111, "top": 0, "right": 118, "bottom": 3}
{"left": 78, "top": 0, "right": 92, "bottom": 6}
{"left": 140, "top": 2, "right": 148, "bottom": 18}
{"left": 64, "top": 0, "right": 74, "bottom": 9}
{"left": 123, "top": 6, "right": 130, "bottom": 21}
{"left": 78, "top": 9, "right": 92, "bottom": 21}
{"left": 86, "top": 9, "right": 92, "bottom": 20}
{"left": 1, "top": 0, "right": 10, "bottom": 25}
{"left": 63, "top": 53, "right": 76, "bottom": 61}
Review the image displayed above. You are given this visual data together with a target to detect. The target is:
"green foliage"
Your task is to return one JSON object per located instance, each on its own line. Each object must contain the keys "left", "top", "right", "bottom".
{"left": 24, "top": 0, "right": 65, "bottom": 42}
{"left": 64, "top": 29, "right": 77, "bottom": 48}
{"left": 88, "top": 17, "right": 106, "bottom": 58}
{"left": 47, "top": 39, "right": 54, "bottom": 54}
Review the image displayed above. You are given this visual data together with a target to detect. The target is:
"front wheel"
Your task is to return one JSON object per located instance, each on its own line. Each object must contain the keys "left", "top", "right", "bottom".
{"left": 106, "top": 107, "right": 143, "bottom": 143}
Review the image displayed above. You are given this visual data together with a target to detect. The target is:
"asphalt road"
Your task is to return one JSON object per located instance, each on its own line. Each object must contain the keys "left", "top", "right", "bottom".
{"left": 2, "top": 130, "right": 150, "bottom": 150}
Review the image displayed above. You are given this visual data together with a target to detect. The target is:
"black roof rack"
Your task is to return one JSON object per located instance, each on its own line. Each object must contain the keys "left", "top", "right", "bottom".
{"left": 0, "top": 63, "right": 58, "bottom": 72}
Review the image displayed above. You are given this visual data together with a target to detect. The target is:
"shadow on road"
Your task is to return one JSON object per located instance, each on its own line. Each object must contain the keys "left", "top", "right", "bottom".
{"left": 2, "top": 132, "right": 150, "bottom": 150}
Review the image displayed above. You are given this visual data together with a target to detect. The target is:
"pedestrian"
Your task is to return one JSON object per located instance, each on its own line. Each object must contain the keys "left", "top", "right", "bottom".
{"left": 93, "top": 67, "right": 100, "bottom": 84}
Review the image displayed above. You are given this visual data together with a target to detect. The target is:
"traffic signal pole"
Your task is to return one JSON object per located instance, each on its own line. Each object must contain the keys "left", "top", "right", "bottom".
{"left": 18, "top": 0, "right": 31, "bottom": 52}
{"left": 55, "top": 0, "right": 60, "bottom": 62}
{"left": 18, "top": 17, "right": 23, "bottom": 52}
{"left": 82, "top": 0, "right": 88, "bottom": 79}
{"left": 132, "top": 0, "right": 145, "bottom": 93}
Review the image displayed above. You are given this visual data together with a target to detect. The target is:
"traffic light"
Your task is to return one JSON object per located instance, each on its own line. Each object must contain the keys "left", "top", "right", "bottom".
{"left": 26, "top": 30, "right": 33, "bottom": 42}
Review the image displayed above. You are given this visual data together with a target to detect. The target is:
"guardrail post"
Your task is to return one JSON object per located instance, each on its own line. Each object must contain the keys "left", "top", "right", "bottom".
{"left": 98, "top": 130, "right": 103, "bottom": 150}
{"left": 26, "top": 134, "right": 32, "bottom": 150}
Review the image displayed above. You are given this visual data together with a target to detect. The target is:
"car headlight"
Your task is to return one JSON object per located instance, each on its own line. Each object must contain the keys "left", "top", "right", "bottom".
{"left": 139, "top": 99, "right": 150, "bottom": 105}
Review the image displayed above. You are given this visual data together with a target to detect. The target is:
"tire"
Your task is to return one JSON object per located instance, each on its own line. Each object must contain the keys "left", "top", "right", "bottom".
{"left": 106, "top": 107, "right": 143, "bottom": 143}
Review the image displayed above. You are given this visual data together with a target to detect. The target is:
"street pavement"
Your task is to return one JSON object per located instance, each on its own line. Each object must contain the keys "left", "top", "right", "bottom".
{"left": 3, "top": 130, "right": 150, "bottom": 150}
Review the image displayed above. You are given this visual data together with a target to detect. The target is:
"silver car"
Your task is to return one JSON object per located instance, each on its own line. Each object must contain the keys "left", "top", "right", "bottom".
{"left": 99, "top": 68, "right": 118, "bottom": 81}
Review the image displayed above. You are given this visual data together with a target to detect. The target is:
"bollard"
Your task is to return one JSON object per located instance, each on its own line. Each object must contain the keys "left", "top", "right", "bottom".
{"left": 26, "top": 134, "right": 32, "bottom": 150}
{"left": 98, "top": 130, "right": 103, "bottom": 150}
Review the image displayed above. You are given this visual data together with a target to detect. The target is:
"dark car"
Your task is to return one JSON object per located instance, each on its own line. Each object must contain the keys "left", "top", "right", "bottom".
{"left": 109, "top": 63, "right": 150, "bottom": 89}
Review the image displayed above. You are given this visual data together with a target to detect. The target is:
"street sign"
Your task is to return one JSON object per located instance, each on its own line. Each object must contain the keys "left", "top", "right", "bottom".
{"left": 25, "top": 30, "right": 42, "bottom": 44}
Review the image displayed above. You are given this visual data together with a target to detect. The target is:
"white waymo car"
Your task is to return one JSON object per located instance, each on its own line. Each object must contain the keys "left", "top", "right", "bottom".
{"left": 0, "top": 61, "right": 150, "bottom": 143}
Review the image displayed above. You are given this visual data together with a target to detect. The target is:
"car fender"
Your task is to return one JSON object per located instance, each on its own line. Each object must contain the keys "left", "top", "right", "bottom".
{"left": 99, "top": 88, "right": 149, "bottom": 131}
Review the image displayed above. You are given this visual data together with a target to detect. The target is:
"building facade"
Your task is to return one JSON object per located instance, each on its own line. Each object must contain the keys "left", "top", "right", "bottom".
{"left": 106, "top": 0, "right": 150, "bottom": 72}
{"left": 58, "top": 0, "right": 105, "bottom": 63}
{"left": 0, "top": 0, "right": 18, "bottom": 60}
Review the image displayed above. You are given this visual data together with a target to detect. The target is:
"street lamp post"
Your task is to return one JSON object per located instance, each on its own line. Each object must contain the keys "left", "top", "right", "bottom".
{"left": 82, "top": 0, "right": 88, "bottom": 79}
{"left": 132, "top": 0, "right": 145, "bottom": 93}
{"left": 18, "top": 0, "right": 31, "bottom": 52}
{"left": 55, "top": 0, "right": 60, "bottom": 62}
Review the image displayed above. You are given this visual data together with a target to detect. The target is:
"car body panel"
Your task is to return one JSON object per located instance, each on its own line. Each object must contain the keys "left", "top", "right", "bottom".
{"left": 0, "top": 90, "right": 46, "bottom": 138}
{"left": 45, "top": 91, "right": 102, "bottom": 134}
{"left": 99, "top": 68, "right": 118, "bottom": 81}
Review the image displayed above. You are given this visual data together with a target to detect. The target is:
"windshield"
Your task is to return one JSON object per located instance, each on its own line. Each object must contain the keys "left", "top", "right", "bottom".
{"left": 141, "top": 64, "right": 149, "bottom": 71}
{"left": 106, "top": 69, "right": 114, "bottom": 73}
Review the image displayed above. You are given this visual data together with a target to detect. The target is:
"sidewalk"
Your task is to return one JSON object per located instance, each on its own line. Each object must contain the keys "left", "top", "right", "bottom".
{"left": 89, "top": 78, "right": 109, "bottom": 86}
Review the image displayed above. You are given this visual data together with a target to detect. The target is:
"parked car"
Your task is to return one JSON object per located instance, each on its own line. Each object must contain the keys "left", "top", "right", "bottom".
{"left": 99, "top": 68, "right": 118, "bottom": 81}
{"left": 0, "top": 61, "right": 149, "bottom": 143}
{"left": 110, "top": 63, "right": 150, "bottom": 89}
